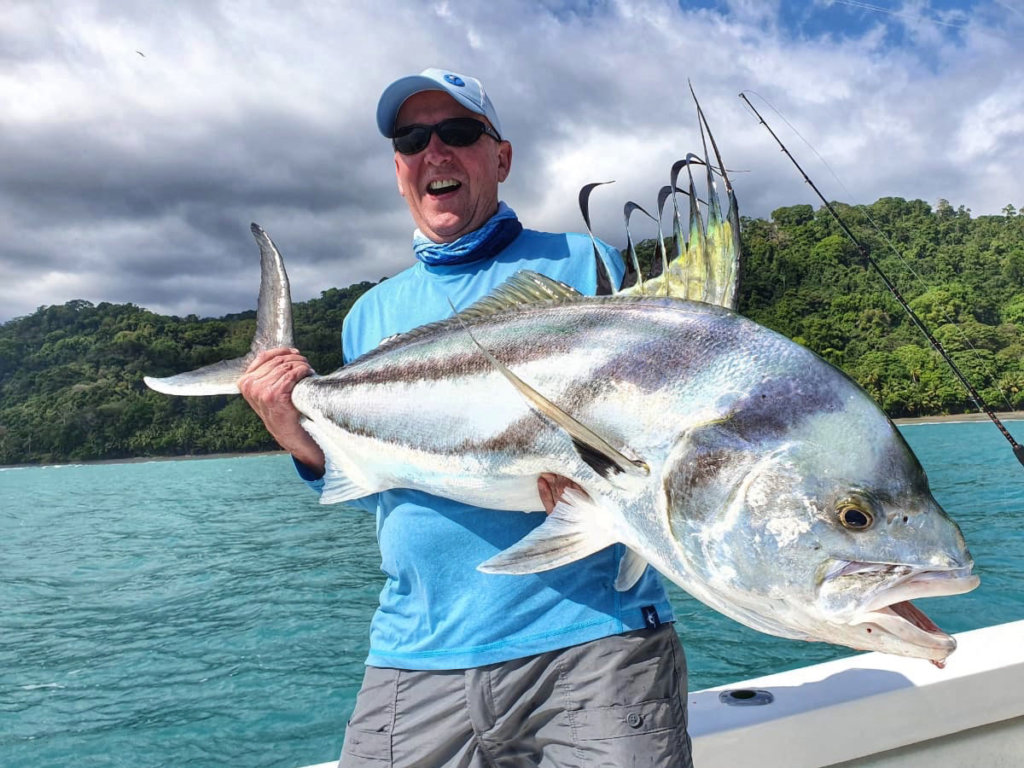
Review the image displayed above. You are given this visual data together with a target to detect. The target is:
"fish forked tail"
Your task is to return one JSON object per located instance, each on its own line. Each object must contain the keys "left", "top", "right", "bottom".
{"left": 143, "top": 224, "right": 294, "bottom": 396}
{"left": 580, "top": 83, "right": 741, "bottom": 310}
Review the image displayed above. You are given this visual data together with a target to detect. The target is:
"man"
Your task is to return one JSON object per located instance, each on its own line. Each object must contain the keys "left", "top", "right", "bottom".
{"left": 239, "top": 68, "right": 693, "bottom": 767}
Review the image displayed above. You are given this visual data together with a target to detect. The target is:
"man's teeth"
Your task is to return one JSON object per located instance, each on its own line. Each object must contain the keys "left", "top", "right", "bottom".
{"left": 428, "top": 179, "right": 460, "bottom": 193}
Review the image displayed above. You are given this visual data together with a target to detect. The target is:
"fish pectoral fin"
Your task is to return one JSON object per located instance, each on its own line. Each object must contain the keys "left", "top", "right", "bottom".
{"left": 144, "top": 355, "right": 255, "bottom": 396}
{"left": 477, "top": 489, "right": 617, "bottom": 575}
{"left": 614, "top": 548, "right": 651, "bottom": 592}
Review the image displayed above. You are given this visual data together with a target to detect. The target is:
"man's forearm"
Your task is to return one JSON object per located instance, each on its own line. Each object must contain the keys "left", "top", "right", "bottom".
{"left": 275, "top": 426, "right": 325, "bottom": 478}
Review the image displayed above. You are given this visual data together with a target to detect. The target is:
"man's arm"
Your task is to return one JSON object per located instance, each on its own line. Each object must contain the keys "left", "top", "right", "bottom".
{"left": 238, "top": 347, "right": 325, "bottom": 477}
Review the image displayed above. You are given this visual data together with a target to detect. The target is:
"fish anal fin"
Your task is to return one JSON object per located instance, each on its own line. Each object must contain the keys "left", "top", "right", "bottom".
{"left": 477, "top": 489, "right": 616, "bottom": 575}
{"left": 301, "top": 416, "right": 390, "bottom": 505}
{"left": 615, "top": 548, "right": 651, "bottom": 592}
{"left": 319, "top": 460, "right": 385, "bottom": 505}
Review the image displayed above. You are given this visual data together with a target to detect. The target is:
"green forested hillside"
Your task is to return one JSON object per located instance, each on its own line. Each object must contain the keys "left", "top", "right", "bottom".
{"left": 0, "top": 283, "right": 375, "bottom": 464}
{"left": 738, "top": 198, "right": 1024, "bottom": 416}
{"left": 2, "top": 196, "right": 1022, "bottom": 466}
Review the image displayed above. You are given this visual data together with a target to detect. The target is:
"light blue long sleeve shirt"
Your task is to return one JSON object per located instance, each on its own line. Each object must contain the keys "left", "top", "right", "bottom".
{"left": 303, "top": 227, "right": 673, "bottom": 670}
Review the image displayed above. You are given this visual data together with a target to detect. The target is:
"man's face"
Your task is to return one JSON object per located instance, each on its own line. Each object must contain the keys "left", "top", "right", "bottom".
{"left": 393, "top": 90, "right": 512, "bottom": 244}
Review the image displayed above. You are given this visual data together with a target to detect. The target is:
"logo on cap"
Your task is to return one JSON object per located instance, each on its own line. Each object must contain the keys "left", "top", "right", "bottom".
{"left": 444, "top": 74, "right": 466, "bottom": 87}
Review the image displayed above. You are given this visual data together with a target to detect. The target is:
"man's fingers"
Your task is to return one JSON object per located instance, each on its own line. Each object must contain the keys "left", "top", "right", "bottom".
{"left": 249, "top": 359, "right": 312, "bottom": 390}
{"left": 246, "top": 347, "right": 308, "bottom": 373}
{"left": 241, "top": 350, "right": 313, "bottom": 394}
{"left": 238, "top": 353, "right": 313, "bottom": 418}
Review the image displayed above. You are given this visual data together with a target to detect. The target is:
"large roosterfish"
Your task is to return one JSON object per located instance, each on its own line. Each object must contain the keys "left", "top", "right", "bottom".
{"left": 146, "top": 95, "right": 977, "bottom": 664}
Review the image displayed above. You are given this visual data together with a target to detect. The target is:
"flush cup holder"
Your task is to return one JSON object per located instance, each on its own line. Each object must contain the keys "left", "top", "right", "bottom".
{"left": 719, "top": 689, "right": 775, "bottom": 706}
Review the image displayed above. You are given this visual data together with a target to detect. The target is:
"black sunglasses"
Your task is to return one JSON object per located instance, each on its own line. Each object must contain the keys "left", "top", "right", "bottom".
{"left": 392, "top": 117, "right": 502, "bottom": 156}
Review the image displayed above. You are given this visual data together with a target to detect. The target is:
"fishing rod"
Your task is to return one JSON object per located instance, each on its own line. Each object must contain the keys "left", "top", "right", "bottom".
{"left": 738, "top": 92, "right": 1024, "bottom": 469}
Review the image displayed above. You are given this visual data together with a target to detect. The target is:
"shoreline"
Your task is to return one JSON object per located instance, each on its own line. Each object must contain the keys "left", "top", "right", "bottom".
{"left": 5, "top": 412, "right": 1024, "bottom": 469}
{"left": 0, "top": 450, "right": 288, "bottom": 470}
{"left": 891, "top": 410, "right": 1024, "bottom": 426}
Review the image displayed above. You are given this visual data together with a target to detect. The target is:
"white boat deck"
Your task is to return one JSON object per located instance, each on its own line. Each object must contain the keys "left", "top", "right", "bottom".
{"left": 690, "top": 619, "right": 1024, "bottom": 767}
{"left": 301, "top": 620, "right": 1024, "bottom": 767}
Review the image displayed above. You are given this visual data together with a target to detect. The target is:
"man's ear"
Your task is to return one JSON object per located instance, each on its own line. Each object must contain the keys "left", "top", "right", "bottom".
{"left": 497, "top": 141, "right": 512, "bottom": 183}
{"left": 394, "top": 155, "right": 407, "bottom": 197}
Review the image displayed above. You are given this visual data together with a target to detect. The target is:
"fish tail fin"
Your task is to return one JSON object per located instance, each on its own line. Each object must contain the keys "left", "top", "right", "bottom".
{"left": 143, "top": 223, "right": 295, "bottom": 396}
{"left": 144, "top": 357, "right": 256, "bottom": 396}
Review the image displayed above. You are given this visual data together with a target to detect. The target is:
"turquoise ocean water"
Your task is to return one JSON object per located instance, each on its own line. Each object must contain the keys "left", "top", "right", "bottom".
{"left": 2, "top": 420, "right": 1023, "bottom": 767}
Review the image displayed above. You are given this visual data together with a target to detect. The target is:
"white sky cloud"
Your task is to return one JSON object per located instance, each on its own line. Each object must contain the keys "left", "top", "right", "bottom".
{"left": 1, "top": 0, "right": 1021, "bottom": 322}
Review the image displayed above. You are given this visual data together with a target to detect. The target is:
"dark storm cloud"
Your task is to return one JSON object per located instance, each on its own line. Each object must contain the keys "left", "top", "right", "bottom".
{"left": 2, "top": 0, "right": 1022, "bottom": 323}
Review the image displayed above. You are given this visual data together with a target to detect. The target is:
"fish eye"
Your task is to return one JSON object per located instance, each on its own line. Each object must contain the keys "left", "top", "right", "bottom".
{"left": 838, "top": 504, "right": 874, "bottom": 531}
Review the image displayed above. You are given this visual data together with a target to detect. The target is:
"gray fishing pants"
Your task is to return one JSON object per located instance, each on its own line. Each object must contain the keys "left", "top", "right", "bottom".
{"left": 338, "top": 624, "right": 693, "bottom": 768}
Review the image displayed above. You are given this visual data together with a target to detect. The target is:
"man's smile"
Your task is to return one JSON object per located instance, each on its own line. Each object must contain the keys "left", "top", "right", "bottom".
{"left": 427, "top": 179, "right": 462, "bottom": 196}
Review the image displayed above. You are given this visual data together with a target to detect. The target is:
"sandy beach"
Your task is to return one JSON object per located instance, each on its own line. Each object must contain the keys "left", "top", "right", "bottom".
{"left": 891, "top": 410, "right": 1024, "bottom": 425}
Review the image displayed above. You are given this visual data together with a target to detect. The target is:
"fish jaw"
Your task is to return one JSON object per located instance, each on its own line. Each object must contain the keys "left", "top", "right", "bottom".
{"left": 658, "top": 399, "right": 981, "bottom": 663}
{"left": 818, "top": 560, "right": 979, "bottom": 662}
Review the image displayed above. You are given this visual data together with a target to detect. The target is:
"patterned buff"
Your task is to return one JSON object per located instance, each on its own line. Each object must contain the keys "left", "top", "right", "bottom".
{"left": 413, "top": 202, "right": 523, "bottom": 267}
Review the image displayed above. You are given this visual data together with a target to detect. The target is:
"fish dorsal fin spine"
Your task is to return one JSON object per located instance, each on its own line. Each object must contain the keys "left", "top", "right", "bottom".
{"left": 459, "top": 271, "right": 584, "bottom": 317}
{"left": 611, "top": 86, "right": 740, "bottom": 310}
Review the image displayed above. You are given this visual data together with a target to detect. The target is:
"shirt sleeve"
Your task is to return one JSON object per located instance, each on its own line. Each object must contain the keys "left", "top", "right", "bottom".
{"left": 294, "top": 289, "right": 379, "bottom": 513}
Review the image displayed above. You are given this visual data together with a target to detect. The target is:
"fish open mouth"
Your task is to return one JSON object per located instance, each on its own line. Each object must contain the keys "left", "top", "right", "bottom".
{"left": 863, "top": 599, "right": 955, "bottom": 666}
{"left": 826, "top": 561, "right": 979, "bottom": 664}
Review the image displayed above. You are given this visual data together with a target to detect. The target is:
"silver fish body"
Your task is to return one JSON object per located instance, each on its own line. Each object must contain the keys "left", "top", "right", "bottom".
{"left": 146, "top": 226, "right": 978, "bottom": 664}
{"left": 296, "top": 281, "right": 976, "bottom": 663}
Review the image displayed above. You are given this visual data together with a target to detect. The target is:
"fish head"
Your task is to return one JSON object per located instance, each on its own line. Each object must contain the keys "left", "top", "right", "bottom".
{"left": 661, "top": 384, "right": 978, "bottom": 663}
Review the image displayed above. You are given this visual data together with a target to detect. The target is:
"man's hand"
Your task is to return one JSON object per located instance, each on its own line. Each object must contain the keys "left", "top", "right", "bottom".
{"left": 537, "top": 473, "right": 587, "bottom": 515}
{"left": 238, "top": 347, "right": 325, "bottom": 476}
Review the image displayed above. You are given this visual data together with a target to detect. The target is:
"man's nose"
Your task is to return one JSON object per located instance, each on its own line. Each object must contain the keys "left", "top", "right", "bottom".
{"left": 422, "top": 131, "right": 454, "bottom": 162}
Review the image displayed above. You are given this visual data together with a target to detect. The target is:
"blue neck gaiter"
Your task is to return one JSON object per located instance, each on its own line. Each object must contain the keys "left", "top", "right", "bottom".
{"left": 413, "top": 202, "right": 523, "bottom": 267}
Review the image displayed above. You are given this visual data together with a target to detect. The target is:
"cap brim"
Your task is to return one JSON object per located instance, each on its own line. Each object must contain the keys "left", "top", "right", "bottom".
{"left": 376, "top": 75, "right": 484, "bottom": 137}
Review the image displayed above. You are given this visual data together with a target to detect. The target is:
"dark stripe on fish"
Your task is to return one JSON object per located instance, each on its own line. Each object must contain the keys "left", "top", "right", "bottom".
{"left": 332, "top": 312, "right": 621, "bottom": 389}
{"left": 725, "top": 370, "right": 851, "bottom": 441}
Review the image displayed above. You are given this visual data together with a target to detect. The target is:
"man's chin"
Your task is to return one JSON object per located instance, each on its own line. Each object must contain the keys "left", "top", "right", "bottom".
{"left": 419, "top": 213, "right": 473, "bottom": 244}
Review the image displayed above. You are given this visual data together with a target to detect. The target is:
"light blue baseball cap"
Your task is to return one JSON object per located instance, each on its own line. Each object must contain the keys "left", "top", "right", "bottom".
{"left": 376, "top": 67, "right": 502, "bottom": 139}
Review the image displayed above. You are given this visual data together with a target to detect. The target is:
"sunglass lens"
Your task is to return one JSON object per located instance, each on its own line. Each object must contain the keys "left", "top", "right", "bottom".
{"left": 392, "top": 119, "right": 490, "bottom": 155}
{"left": 436, "top": 119, "right": 484, "bottom": 147}
{"left": 393, "top": 125, "right": 431, "bottom": 155}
